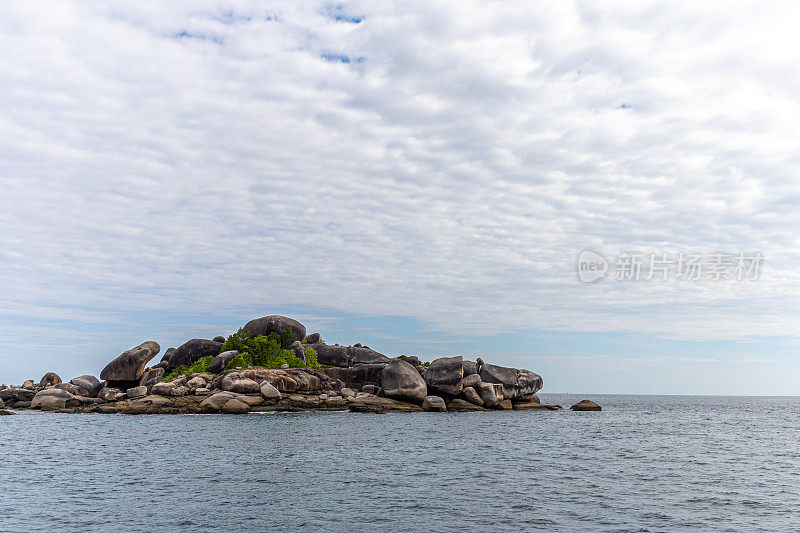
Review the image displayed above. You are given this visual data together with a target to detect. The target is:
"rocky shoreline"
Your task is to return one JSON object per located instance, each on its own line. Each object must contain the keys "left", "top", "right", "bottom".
{"left": 0, "top": 314, "right": 567, "bottom": 415}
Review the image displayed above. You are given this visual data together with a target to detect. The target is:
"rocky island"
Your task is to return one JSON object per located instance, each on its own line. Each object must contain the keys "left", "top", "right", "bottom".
{"left": 0, "top": 314, "right": 561, "bottom": 415}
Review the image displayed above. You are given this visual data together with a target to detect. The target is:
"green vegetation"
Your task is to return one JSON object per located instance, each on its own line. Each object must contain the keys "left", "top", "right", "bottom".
{"left": 220, "top": 327, "right": 319, "bottom": 370}
{"left": 164, "top": 355, "right": 214, "bottom": 381}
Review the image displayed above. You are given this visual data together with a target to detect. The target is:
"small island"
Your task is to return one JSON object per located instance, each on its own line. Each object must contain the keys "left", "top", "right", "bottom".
{"left": 0, "top": 314, "right": 562, "bottom": 415}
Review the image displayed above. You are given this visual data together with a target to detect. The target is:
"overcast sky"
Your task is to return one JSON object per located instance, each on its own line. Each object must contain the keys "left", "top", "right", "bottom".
{"left": 2, "top": 1, "right": 800, "bottom": 394}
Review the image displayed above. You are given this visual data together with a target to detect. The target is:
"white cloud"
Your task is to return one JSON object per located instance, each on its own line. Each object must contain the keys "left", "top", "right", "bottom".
{"left": 2, "top": 1, "right": 800, "bottom": 383}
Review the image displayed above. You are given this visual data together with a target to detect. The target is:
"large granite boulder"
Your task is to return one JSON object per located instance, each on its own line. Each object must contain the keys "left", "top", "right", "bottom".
{"left": 207, "top": 350, "right": 239, "bottom": 374}
{"left": 31, "top": 388, "right": 74, "bottom": 410}
{"left": 244, "top": 315, "right": 306, "bottom": 342}
{"left": 423, "top": 356, "right": 464, "bottom": 396}
{"left": 70, "top": 375, "right": 102, "bottom": 397}
{"left": 260, "top": 382, "right": 282, "bottom": 402}
{"left": 305, "top": 332, "right": 321, "bottom": 344}
{"left": 54, "top": 383, "right": 90, "bottom": 397}
{"left": 168, "top": 339, "right": 223, "bottom": 369}
{"left": 462, "top": 361, "right": 479, "bottom": 376}
{"left": 160, "top": 347, "right": 176, "bottom": 363}
{"left": 351, "top": 347, "right": 390, "bottom": 365}
{"left": 39, "top": 372, "right": 62, "bottom": 387}
{"left": 100, "top": 341, "right": 161, "bottom": 381}
{"left": 221, "top": 374, "right": 260, "bottom": 394}
{"left": 313, "top": 345, "right": 350, "bottom": 367}
{"left": 381, "top": 359, "right": 427, "bottom": 403}
{"left": 479, "top": 364, "right": 542, "bottom": 400}
{"left": 477, "top": 382, "right": 503, "bottom": 408}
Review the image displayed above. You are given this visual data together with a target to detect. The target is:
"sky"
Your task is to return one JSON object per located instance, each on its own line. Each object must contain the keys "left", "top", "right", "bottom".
{"left": 2, "top": 1, "right": 800, "bottom": 394}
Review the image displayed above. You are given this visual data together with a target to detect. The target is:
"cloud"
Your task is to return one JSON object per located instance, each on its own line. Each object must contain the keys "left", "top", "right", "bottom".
{"left": 2, "top": 1, "right": 800, "bottom": 387}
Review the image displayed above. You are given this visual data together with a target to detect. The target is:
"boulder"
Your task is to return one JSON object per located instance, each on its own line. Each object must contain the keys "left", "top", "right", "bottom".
{"left": 0, "top": 387, "right": 35, "bottom": 404}
{"left": 200, "top": 392, "right": 237, "bottom": 411}
{"left": 39, "top": 372, "right": 62, "bottom": 387}
{"left": 382, "top": 359, "right": 427, "bottom": 404}
{"left": 348, "top": 396, "right": 423, "bottom": 413}
{"left": 350, "top": 347, "right": 390, "bottom": 365}
{"left": 340, "top": 387, "right": 356, "bottom": 398}
{"left": 221, "top": 374, "right": 260, "bottom": 394}
{"left": 497, "top": 399, "right": 513, "bottom": 410}
{"left": 212, "top": 336, "right": 226, "bottom": 343}
{"left": 151, "top": 382, "right": 175, "bottom": 396}
{"left": 127, "top": 386, "right": 147, "bottom": 399}
{"left": 423, "top": 356, "right": 463, "bottom": 396}
{"left": 313, "top": 345, "right": 350, "bottom": 367}
{"left": 422, "top": 395, "right": 447, "bottom": 412}
{"left": 172, "top": 386, "right": 189, "bottom": 397}
{"left": 260, "top": 382, "right": 282, "bottom": 402}
{"left": 349, "top": 364, "right": 385, "bottom": 388}
{"left": 305, "top": 333, "right": 321, "bottom": 344}
{"left": 186, "top": 376, "right": 207, "bottom": 391}
{"left": 361, "top": 384, "right": 383, "bottom": 396}
{"left": 100, "top": 341, "right": 161, "bottom": 381}
{"left": 462, "top": 361, "right": 479, "bottom": 376}
{"left": 207, "top": 350, "right": 239, "bottom": 374}
{"left": 54, "top": 383, "right": 90, "bottom": 397}
{"left": 31, "top": 388, "right": 74, "bottom": 410}
{"left": 462, "top": 374, "right": 482, "bottom": 389}
{"left": 513, "top": 399, "right": 559, "bottom": 410}
{"left": 97, "top": 387, "right": 124, "bottom": 401}
{"left": 463, "top": 386, "right": 484, "bottom": 406}
{"left": 243, "top": 315, "right": 306, "bottom": 342}
{"left": 160, "top": 347, "right": 176, "bottom": 363}
{"left": 70, "top": 375, "right": 103, "bottom": 397}
{"left": 23, "top": 380, "right": 35, "bottom": 389}
{"left": 571, "top": 399, "right": 601, "bottom": 411}
{"left": 479, "top": 364, "right": 543, "bottom": 400}
{"left": 405, "top": 356, "right": 420, "bottom": 366}
{"left": 139, "top": 367, "right": 165, "bottom": 388}
{"left": 477, "top": 382, "right": 503, "bottom": 408}
{"left": 168, "top": 339, "right": 222, "bottom": 369}
{"left": 222, "top": 398, "right": 250, "bottom": 414}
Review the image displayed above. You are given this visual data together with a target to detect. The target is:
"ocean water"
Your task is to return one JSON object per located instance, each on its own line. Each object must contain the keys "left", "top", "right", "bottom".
{"left": 2, "top": 394, "right": 799, "bottom": 532}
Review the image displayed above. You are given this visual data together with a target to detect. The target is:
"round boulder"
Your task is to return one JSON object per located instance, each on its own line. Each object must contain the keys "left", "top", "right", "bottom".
{"left": 571, "top": 399, "right": 601, "bottom": 411}
{"left": 212, "top": 336, "right": 226, "bottom": 343}
{"left": 207, "top": 350, "right": 239, "bottom": 374}
{"left": 423, "top": 356, "right": 464, "bottom": 396}
{"left": 243, "top": 315, "right": 306, "bottom": 342}
{"left": 422, "top": 395, "right": 447, "bottom": 412}
{"left": 39, "top": 372, "right": 62, "bottom": 387}
{"left": 70, "top": 375, "right": 103, "bottom": 397}
{"left": 222, "top": 398, "right": 250, "bottom": 414}
{"left": 31, "top": 388, "right": 74, "bottom": 410}
{"left": 382, "top": 359, "right": 427, "bottom": 404}
{"left": 168, "top": 339, "right": 223, "bottom": 369}
{"left": 100, "top": 341, "right": 161, "bottom": 381}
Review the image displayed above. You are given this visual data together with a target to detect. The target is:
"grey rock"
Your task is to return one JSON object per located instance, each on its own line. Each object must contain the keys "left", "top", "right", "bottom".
{"left": 463, "top": 386, "right": 484, "bottom": 406}
{"left": 0, "top": 398, "right": 3, "bottom": 409}
{"left": 186, "top": 376, "right": 207, "bottom": 391}
{"left": 405, "top": 355, "right": 420, "bottom": 366}
{"left": 168, "top": 339, "right": 222, "bottom": 370}
{"left": 259, "top": 382, "right": 282, "bottom": 402}
{"left": 160, "top": 347, "right": 176, "bottom": 363}
{"left": 200, "top": 391, "right": 237, "bottom": 411}
{"left": 212, "top": 336, "right": 226, "bottom": 343}
{"left": 479, "top": 364, "right": 543, "bottom": 400}
{"left": 139, "top": 367, "right": 165, "bottom": 388}
{"left": 422, "top": 395, "right": 447, "bottom": 412}
{"left": 462, "top": 360, "right": 479, "bottom": 376}
{"left": 150, "top": 382, "right": 175, "bottom": 396}
{"left": 290, "top": 340, "right": 305, "bottom": 362}
{"left": 39, "top": 372, "right": 62, "bottom": 387}
{"left": 462, "top": 374, "right": 482, "bottom": 389}
{"left": 31, "top": 388, "right": 74, "bottom": 410}
{"left": 243, "top": 315, "right": 306, "bottom": 342}
{"left": 54, "top": 383, "right": 90, "bottom": 397}
{"left": 305, "top": 332, "right": 321, "bottom": 344}
{"left": 423, "top": 356, "right": 464, "bottom": 396}
{"left": 100, "top": 341, "right": 161, "bottom": 381}
{"left": 340, "top": 387, "right": 356, "bottom": 398}
{"left": 350, "top": 347, "right": 389, "bottom": 365}
{"left": 447, "top": 398, "right": 486, "bottom": 412}
{"left": 222, "top": 398, "right": 250, "bottom": 414}
{"left": 171, "top": 386, "right": 189, "bottom": 397}
{"left": 221, "top": 375, "right": 260, "bottom": 394}
{"left": 70, "top": 375, "right": 103, "bottom": 397}
{"left": 477, "top": 382, "right": 503, "bottom": 408}
{"left": 127, "top": 386, "right": 147, "bottom": 399}
{"left": 207, "top": 350, "right": 239, "bottom": 374}
{"left": 23, "top": 380, "right": 35, "bottom": 389}
{"left": 381, "top": 359, "right": 427, "bottom": 404}
{"left": 571, "top": 399, "right": 601, "bottom": 411}
{"left": 361, "top": 384, "right": 383, "bottom": 396}
{"left": 313, "top": 345, "right": 350, "bottom": 367}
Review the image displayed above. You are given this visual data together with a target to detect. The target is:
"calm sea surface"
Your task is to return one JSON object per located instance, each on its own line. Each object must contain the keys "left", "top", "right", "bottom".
{"left": 2, "top": 394, "right": 799, "bottom": 532}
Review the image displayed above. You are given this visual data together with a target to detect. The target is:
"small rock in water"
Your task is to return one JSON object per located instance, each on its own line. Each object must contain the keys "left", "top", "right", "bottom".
{"left": 570, "top": 399, "right": 601, "bottom": 411}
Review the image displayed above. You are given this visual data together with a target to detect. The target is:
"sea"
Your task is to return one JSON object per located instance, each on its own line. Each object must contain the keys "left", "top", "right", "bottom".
{"left": 2, "top": 393, "right": 799, "bottom": 532}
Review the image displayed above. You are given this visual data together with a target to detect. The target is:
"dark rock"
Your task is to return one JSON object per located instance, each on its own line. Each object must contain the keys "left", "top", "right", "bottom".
{"left": 422, "top": 395, "right": 447, "bottom": 412}
{"left": 305, "top": 332, "right": 321, "bottom": 344}
{"left": 479, "top": 364, "right": 543, "bottom": 400}
{"left": 314, "top": 345, "right": 350, "bottom": 367}
{"left": 497, "top": 399, "right": 513, "bottom": 410}
{"left": 0, "top": 387, "right": 35, "bottom": 403}
{"left": 382, "top": 359, "right": 427, "bottom": 404}
{"left": 221, "top": 374, "right": 260, "bottom": 394}
{"left": 207, "top": 350, "right": 239, "bottom": 374}
{"left": 153, "top": 360, "right": 169, "bottom": 370}
{"left": 212, "top": 336, "right": 226, "bottom": 343}
{"left": 463, "top": 386, "right": 484, "bottom": 406}
{"left": 0, "top": 409, "right": 15, "bottom": 415}
{"left": 571, "top": 399, "right": 601, "bottom": 411}
{"left": 70, "top": 375, "right": 102, "bottom": 397}
{"left": 222, "top": 398, "right": 250, "bottom": 414}
{"left": 362, "top": 384, "right": 383, "bottom": 396}
{"left": 350, "top": 347, "right": 389, "bottom": 365}
{"left": 462, "top": 360, "right": 479, "bottom": 376}
{"left": 0, "top": 398, "right": 3, "bottom": 409}
{"left": 514, "top": 399, "right": 560, "bottom": 410}
{"left": 405, "top": 355, "right": 420, "bottom": 366}
{"left": 168, "top": 339, "right": 222, "bottom": 369}
{"left": 423, "top": 356, "right": 463, "bottom": 396}
{"left": 348, "top": 364, "right": 385, "bottom": 389}
{"left": 100, "top": 341, "right": 161, "bottom": 381}
{"left": 13, "top": 401, "right": 31, "bottom": 409}
{"left": 447, "top": 399, "right": 486, "bottom": 412}
{"left": 477, "top": 382, "right": 503, "bottom": 408}
{"left": 462, "top": 373, "right": 482, "bottom": 389}
{"left": 243, "top": 315, "right": 306, "bottom": 342}
{"left": 160, "top": 347, "right": 176, "bottom": 363}
{"left": 39, "top": 372, "right": 62, "bottom": 387}
{"left": 127, "top": 386, "right": 147, "bottom": 399}
{"left": 105, "top": 380, "right": 140, "bottom": 392}
{"left": 139, "top": 367, "right": 165, "bottom": 388}
{"left": 31, "top": 388, "right": 74, "bottom": 410}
